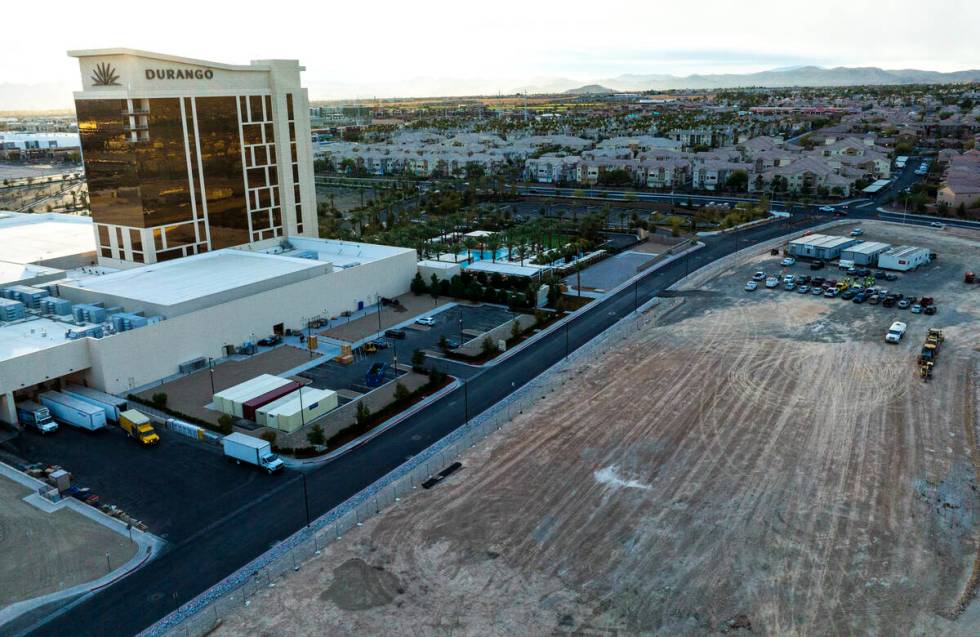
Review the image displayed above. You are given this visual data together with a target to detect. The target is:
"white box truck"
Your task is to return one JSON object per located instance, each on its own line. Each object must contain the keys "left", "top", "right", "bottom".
{"left": 62, "top": 385, "right": 128, "bottom": 422}
{"left": 222, "top": 432, "right": 284, "bottom": 474}
{"left": 39, "top": 391, "right": 107, "bottom": 431}
{"left": 16, "top": 400, "right": 59, "bottom": 434}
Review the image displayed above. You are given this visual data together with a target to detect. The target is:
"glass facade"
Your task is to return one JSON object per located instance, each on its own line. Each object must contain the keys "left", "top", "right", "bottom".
{"left": 194, "top": 96, "right": 249, "bottom": 249}
{"left": 76, "top": 87, "right": 306, "bottom": 263}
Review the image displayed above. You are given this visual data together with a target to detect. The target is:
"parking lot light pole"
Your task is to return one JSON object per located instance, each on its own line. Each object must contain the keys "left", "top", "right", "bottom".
{"left": 208, "top": 358, "right": 215, "bottom": 395}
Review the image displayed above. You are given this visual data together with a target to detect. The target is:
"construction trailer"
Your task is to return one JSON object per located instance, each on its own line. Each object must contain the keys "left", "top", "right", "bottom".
{"left": 786, "top": 234, "right": 861, "bottom": 261}
{"left": 241, "top": 381, "right": 302, "bottom": 421}
{"left": 878, "top": 246, "right": 931, "bottom": 271}
{"left": 839, "top": 241, "right": 892, "bottom": 266}
{"left": 212, "top": 374, "right": 293, "bottom": 418}
{"left": 256, "top": 387, "right": 338, "bottom": 433}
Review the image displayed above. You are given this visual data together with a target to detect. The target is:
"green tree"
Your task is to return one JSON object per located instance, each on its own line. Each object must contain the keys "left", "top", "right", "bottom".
{"left": 307, "top": 423, "right": 325, "bottom": 446}
{"left": 394, "top": 381, "right": 411, "bottom": 402}
{"left": 355, "top": 401, "right": 371, "bottom": 426}
{"left": 217, "top": 414, "right": 234, "bottom": 435}
{"left": 410, "top": 271, "right": 427, "bottom": 295}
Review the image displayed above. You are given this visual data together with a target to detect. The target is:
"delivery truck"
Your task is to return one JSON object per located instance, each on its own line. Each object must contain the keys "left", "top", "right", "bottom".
{"left": 119, "top": 409, "right": 160, "bottom": 446}
{"left": 16, "top": 400, "right": 59, "bottom": 434}
{"left": 222, "top": 432, "right": 284, "bottom": 474}
{"left": 39, "top": 391, "right": 107, "bottom": 431}
{"left": 62, "top": 384, "right": 128, "bottom": 422}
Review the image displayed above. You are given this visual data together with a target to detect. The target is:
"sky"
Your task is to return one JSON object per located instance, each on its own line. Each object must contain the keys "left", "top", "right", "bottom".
{"left": 2, "top": 0, "right": 979, "bottom": 108}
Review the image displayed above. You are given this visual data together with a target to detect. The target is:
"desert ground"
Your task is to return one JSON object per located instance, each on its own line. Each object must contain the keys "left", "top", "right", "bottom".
{"left": 215, "top": 221, "right": 980, "bottom": 636}
{"left": 0, "top": 475, "right": 136, "bottom": 608}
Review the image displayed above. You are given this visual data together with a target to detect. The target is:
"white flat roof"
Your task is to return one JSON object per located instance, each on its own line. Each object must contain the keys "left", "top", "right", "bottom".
{"left": 0, "top": 261, "right": 61, "bottom": 285}
{"left": 0, "top": 212, "right": 96, "bottom": 265}
{"left": 417, "top": 260, "right": 460, "bottom": 269}
{"left": 60, "top": 250, "right": 326, "bottom": 308}
{"left": 862, "top": 179, "right": 891, "bottom": 193}
{"left": 464, "top": 260, "right": 549, "bottom": 278}
{"left": 0, "top": 316, "right": 88, "bottom": 360}
{"left": 842, "top": 241, "right": 891, "bottom": 255}
{"left": 260, "top": 237, "right": 414, "bottom": 270}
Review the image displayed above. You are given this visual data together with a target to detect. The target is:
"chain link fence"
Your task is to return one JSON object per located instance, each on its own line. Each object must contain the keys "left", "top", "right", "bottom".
{"left": 154, "top": 222, "right": 820, "bottom": 637}
{"left": 152, "top": 272, "right": 657, "bottom": 637}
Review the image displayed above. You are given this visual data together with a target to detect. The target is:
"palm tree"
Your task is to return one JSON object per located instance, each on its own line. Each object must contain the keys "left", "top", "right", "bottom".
{"left": 487, "top": 234, "right": 501, "bottom": 263}
{"left": 463, "top": 236, "right": 478, "bottom": 262}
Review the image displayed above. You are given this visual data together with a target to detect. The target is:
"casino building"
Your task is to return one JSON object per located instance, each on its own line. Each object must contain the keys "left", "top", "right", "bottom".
{"left": 69, "top": 49, "right": 318, "bottom": 267}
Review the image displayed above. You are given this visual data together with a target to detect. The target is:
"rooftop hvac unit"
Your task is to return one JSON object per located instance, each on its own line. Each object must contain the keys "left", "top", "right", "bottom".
{"left": 178, "top": 357, "right": 208, "bottom": 374}
{"left": 41, "top": 298, "right": 73, "bottom": 316}
{"left": 0, "top": 297, "right": 26, "bottom": 322}
{"left": 7, "top": 285, "right": 49, "bottom": 308}
{"left": 66, "top": 325, "right": 104, "bottom": 340}
{"left": 73, "top": 304, "right": 108, "bottom": 324}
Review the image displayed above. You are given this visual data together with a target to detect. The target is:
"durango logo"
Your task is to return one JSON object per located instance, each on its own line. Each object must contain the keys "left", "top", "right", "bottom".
{"left": 91, "top": 62, "right": 120, "bottom": 86}
{"left": 145, "top": 68, "right": 214, "bottom": 80}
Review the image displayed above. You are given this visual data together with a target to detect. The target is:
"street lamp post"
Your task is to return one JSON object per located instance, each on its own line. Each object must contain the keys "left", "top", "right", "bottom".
{"left": 208, "top": 358, "right": 215, "bottom": 395}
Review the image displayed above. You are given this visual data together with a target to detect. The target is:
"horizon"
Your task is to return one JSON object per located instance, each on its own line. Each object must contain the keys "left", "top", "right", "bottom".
{"left": 2, "top": 0, "right": 980, "bottom": 108}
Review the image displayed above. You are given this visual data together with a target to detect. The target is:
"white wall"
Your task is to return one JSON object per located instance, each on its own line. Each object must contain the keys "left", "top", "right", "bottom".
{"left": 1, "top": 249, "right": 416, "bottom": 396}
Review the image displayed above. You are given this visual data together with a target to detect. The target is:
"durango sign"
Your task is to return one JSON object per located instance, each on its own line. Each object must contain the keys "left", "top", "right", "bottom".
{"left": 145, "top": 68, "right": 214, "bottom": 80}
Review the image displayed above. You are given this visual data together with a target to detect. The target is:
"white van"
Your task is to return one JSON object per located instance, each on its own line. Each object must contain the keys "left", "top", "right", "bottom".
{"left": 838, "top": 259, "right": 855, "bottom": 270}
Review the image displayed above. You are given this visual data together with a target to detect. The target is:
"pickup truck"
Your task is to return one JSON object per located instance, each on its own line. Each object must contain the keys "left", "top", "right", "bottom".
{"left": 119, "top": 409, "right": 159, "bottom": 446}
{"left": 885, "top": 321, "right": 907, "bottom": 343}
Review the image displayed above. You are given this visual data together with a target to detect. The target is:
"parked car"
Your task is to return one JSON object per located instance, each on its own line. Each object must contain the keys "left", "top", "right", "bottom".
{"left": 824, "top": 288, "right": 839, "bottom": 298}
{"left": 919, "top": 296, "right": 934, "bottom": 306}
{"left": 415, "top": 316, "right": 436, "bottom": 326}
{"left": 752, "top": 271, "right": 766, "bottom": 281}
{"left": 783, "top": 274, "right": 796, "bottom": 284}
{"left": 840, "top": 289, "right": 856, "bottom": 300}
{"left": 818, "top": 205, "right": 836, "bottom": 213}
{"left": 868, "top": 294, "right": 880, "bottom": 305}
{"left": 371, "top": 338, "right": 389, "bottom": 349}
{"left": 257, "top": 334, "right": 282, "bottom": 347}
{"left": 765, "top": 277, "right": 780, "bottom": 288}
{"left": 850, "top": 228, "right": 864, "bottom": 237}
{"left": 924, "top": 305, "right": 937, "bottom": 315}
{"left": 885, "top": 321, "right": 907, "bottom": 343}
{"left": 884, "top": 272, "right": 898, "bottom": 281}
{"left": 810, "top": 260, "right": 825, "bottom": 270}
{"left": 798, "top": 275, "right": 811, "bottom": 285}
{"left": 812, "top": 277, "right": 825, "bottom": 286}
{"left": 796, "top": 285, "right": 809, "bottom": 294}
{"left": 811, "top": 287, "right": 824, "bottom": 296}
{"left": 744, "top": 281, "right": 758, "bottom": 292}
{"left": 910, "top": 303, "right": 923, "bottom": 314}
{"left": 781, "top": 257, "right": 796, "bottom": 266}
{"left": 784, "top": 282, "right": 796, "bottom": 291}
{"left": 852, "top": 293, "right": 867, "bottom": 304}
{"left": 882, "top": 296, "right": 897, "bottom": 307}
{"left": 930, "top": 222, "right": 944, "bottom": 229}
{"left": 897, "top": 298, "right": 911, "bottom": 309}
{"left": 384, "top": 329, "right": 406, "bottom": 339}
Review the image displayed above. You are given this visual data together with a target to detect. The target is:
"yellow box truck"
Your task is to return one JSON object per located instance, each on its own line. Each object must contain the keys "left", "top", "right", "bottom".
{"left": 119, "top": 410, "right": 160, "bottom": 446}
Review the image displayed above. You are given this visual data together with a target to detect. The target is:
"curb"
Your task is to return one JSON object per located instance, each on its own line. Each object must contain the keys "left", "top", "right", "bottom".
{"left": 282, "top": 378, "right": 462, "bottom": 468}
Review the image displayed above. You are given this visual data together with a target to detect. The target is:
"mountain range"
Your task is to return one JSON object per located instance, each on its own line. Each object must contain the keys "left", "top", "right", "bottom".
{"left": 552, "top": 66, "right": 980, "bottom": 95}
{"left": 3, "top": 66, "right": 980, "bottom": 111}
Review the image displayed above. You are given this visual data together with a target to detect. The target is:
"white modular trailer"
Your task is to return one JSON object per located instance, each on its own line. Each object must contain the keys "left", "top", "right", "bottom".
{"left": 878, "top": 246, "right": 931, "bottom": 271}
{"left": 213, "top": 375, "right": 292, "bottom": 418}
{"left": 39, "top": 391, "right": 107, "bottom": 431}
{"left": 839, "top": 241, "right": 892, "bottom": 266}
{"left": 62, "top": 384, "right": 128, "bottom": 422}
{"left": 786, "top": 234, "right": 861, "bottom": 260}
{"left": 257, "top": 387, "right": 338, "bottom": 433}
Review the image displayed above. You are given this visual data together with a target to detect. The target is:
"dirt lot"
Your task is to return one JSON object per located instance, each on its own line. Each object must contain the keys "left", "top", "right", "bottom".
{"left": 0, "top": 475, "right": 136, "bottom": 607}
{"left": 135, "top": 346, "right": 314, "bottom": 425}
{"left": 215, "top": 221, "right": 980, "bottom": 636}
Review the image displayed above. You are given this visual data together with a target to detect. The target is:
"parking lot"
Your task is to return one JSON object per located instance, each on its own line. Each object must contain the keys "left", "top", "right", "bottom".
{"left": 565, "top": 250, "right": 659, "bottom": 291}
{"left": 725, "top": 221, "right": 977, "bottom": 343}
{"left": 302, "top": 304, "right": 516, "bottom": 390}
{"left": 0, "top": 424, "right": 290, "bottom": 541}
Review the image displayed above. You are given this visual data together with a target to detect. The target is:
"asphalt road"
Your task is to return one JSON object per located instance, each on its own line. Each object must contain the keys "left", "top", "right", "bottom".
{"left": 17, "top": 211, "right": 833, "bottom": 637}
